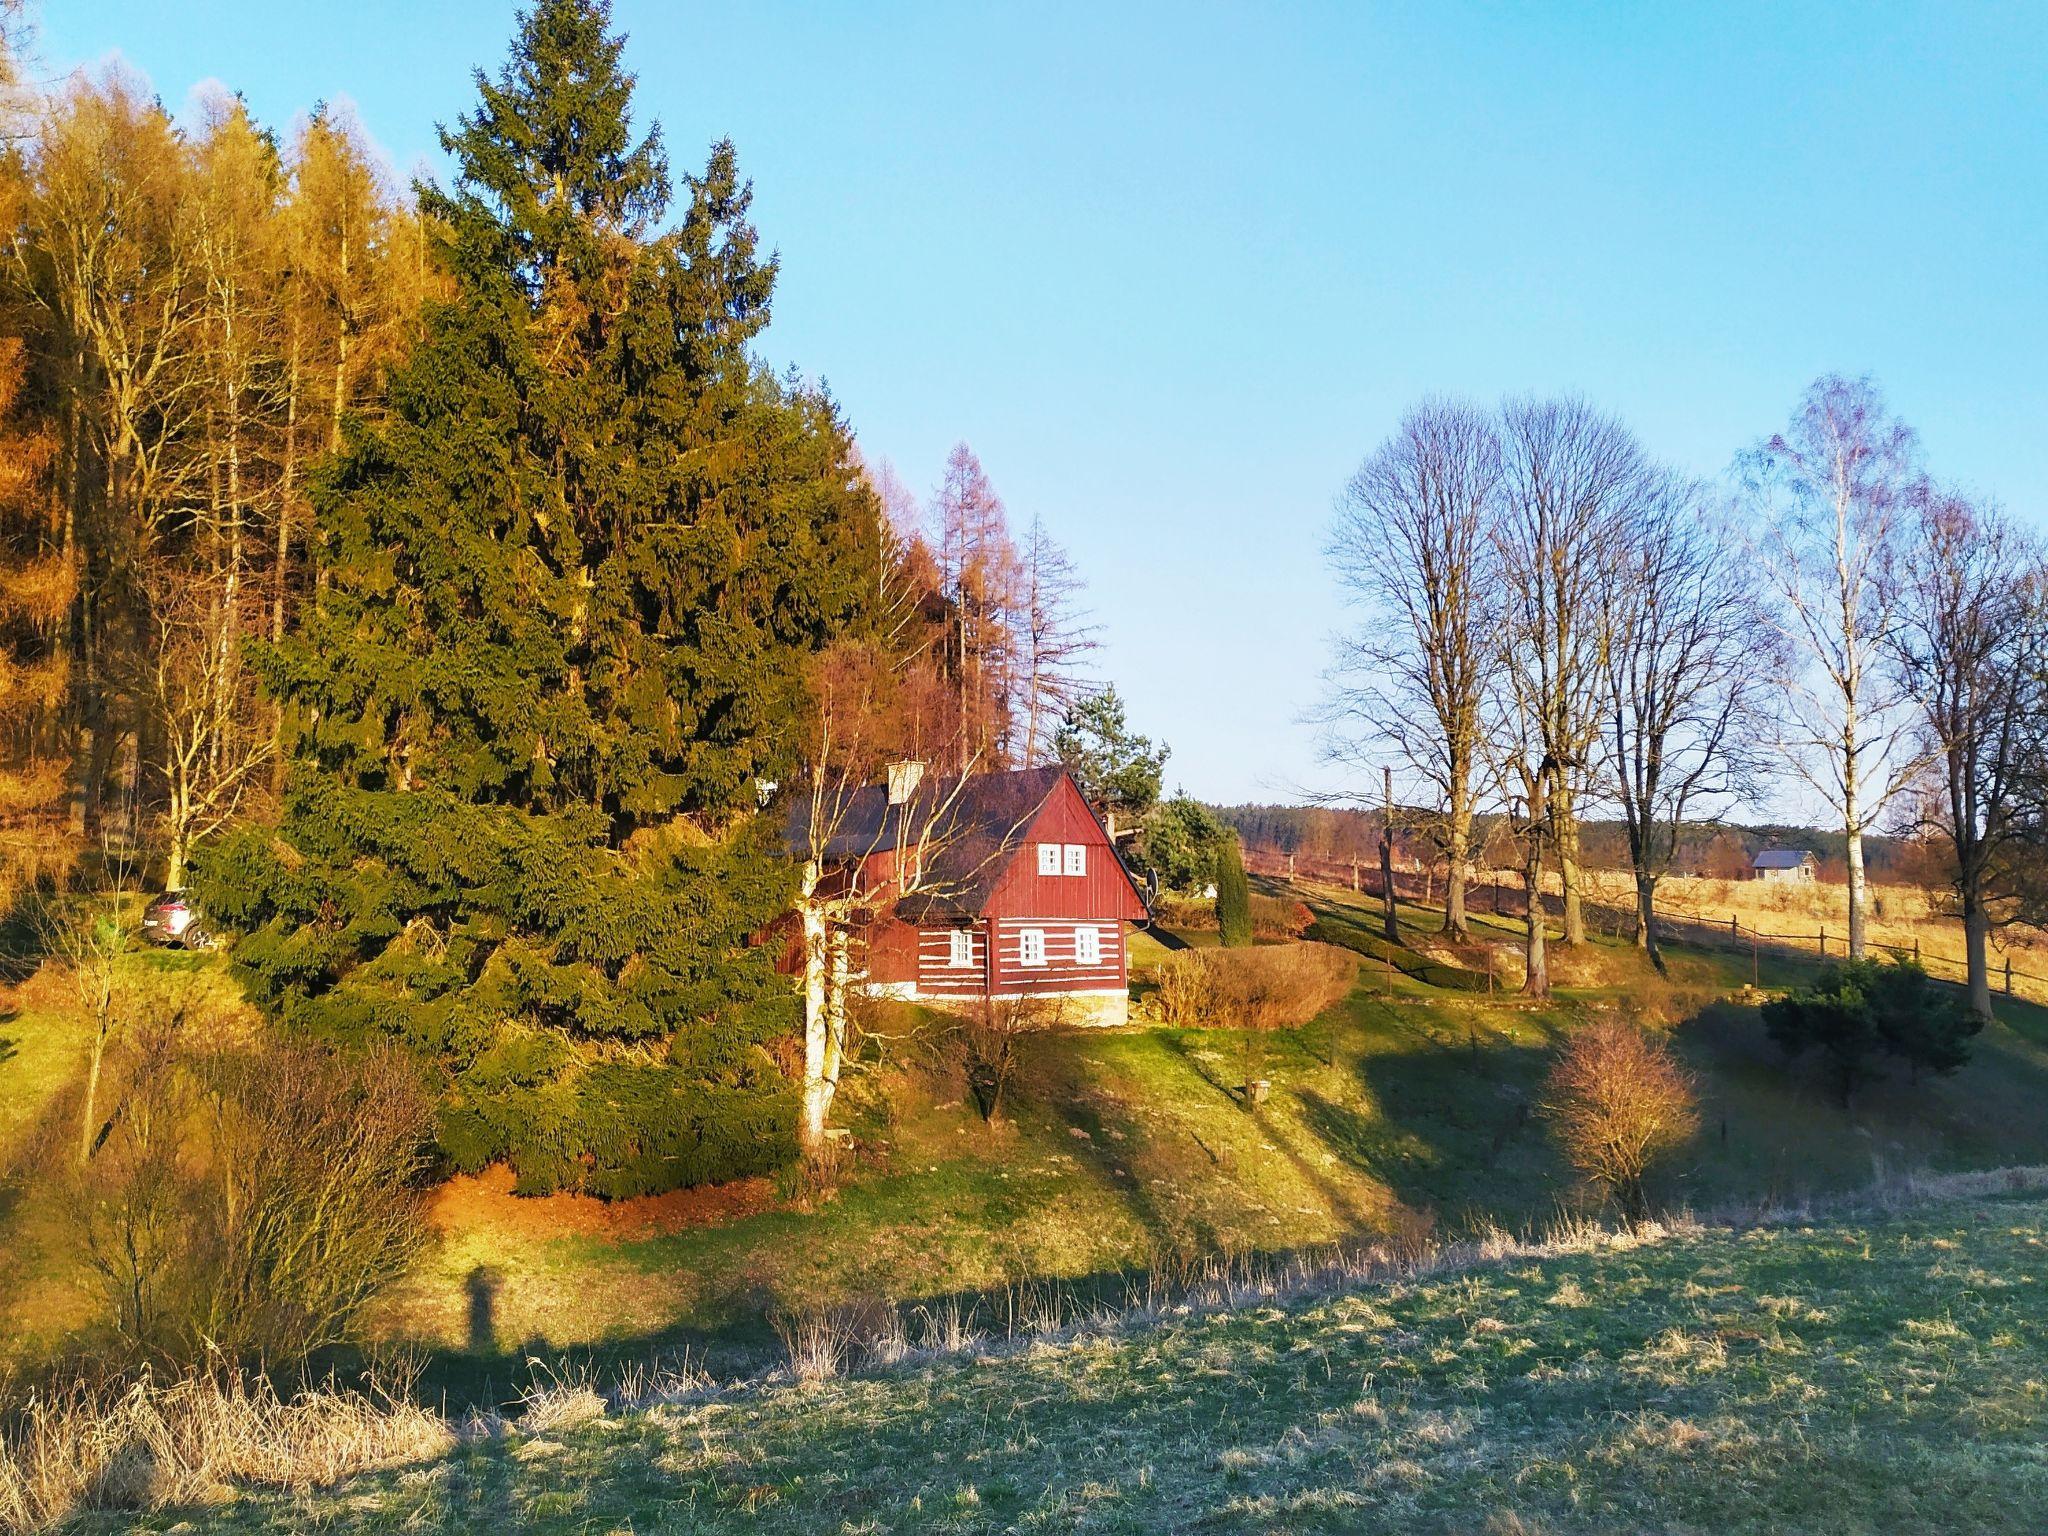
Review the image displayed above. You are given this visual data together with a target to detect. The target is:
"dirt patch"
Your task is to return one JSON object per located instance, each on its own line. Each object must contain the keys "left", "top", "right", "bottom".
{"left": 427, "top": 1164, "right": 779, "bottom": 1242}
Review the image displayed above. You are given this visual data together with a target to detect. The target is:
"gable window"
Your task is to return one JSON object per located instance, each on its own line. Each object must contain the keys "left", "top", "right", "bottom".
{"left": 948, "top": 928, "right": 974, "bottom": 969}
{"left": 1037, "top": 842, "right": 1061, "bottom": 876}
{"left": 1074, "top": 926, "right": 1102, "bottom": 966}
{"left": 1063, "top": 843, "right": 1087, "bottom": 876}
{"left": 1018, "top": 927, "right": 1047, "bottom": 967}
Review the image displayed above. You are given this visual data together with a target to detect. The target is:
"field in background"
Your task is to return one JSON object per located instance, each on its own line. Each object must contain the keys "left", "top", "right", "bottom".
{"left": 1585, "top": 869, "right": 2048, "bottom": 996}
{"left": 72, "top": 1187, "right": 2048, "bottom": 1534}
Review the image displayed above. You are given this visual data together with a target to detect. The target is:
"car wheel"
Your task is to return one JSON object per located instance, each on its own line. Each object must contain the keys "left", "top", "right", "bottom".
{"left": 182, "top": 923, "right": 210, "bottom": 951}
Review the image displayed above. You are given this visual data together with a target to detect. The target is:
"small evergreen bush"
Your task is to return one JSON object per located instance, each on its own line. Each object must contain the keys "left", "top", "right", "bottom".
{"left": 1214, "top": 839, "right": 1253, "bottom": 948}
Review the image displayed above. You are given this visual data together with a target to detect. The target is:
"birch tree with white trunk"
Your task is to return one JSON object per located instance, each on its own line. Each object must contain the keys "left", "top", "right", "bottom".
{"left": 1744, "top": 375, "right": 1921, "bottom": 961}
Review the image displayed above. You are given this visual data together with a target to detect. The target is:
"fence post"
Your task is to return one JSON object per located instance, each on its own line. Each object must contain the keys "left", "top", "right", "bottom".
{"left": 1730, "top": 913, "right": 1737, "bottom": 941}
{"left": 1818, "top": 926, "right": 1826, "bottom": 958}
{"left": 1914, "top": 936, "right": 1921, "bottom": 964}
{"left": 2006, "top": 957, "right": 2014, "bottom": 997}
{"left": 1751, "top": 927, "right": 1758, "bottom": 988}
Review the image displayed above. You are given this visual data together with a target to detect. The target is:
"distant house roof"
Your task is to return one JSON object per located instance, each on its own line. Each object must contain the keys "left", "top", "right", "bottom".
{"left": 787, "top": 765, "right": 1128, "bottom": 919}
{"left": 1752, "top": 849, "right": 1816, "bottom": 870}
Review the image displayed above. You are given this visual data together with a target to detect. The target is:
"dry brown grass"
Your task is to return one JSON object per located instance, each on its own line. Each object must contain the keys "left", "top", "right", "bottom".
{"left": 1585, "top": 869, "right": 2048, "bottom": 992}
{"left": 0, "top": 1368, "right": 453, "bottom": 1533}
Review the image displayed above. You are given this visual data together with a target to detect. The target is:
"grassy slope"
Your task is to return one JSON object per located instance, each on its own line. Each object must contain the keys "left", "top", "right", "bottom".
{"left": 101, "top": 1191, "right": 2048, "bottom": 1534}
{"left": 13, "top": 891, "right": 2048, "bottom": 1384}
{"left": 377, "top": 891, "right": 2048, "bottom": 1386}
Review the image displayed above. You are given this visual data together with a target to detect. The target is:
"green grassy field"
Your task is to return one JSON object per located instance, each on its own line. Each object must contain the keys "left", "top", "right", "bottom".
{"left": 11, "top": 885, "right": 2048, "bottom": 1398}
{"left": 85, "top": 1187, "right": 2048, "bottom": 1534}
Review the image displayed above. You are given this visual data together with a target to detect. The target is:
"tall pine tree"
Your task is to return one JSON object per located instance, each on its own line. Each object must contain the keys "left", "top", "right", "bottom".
{"left": 203, "top": 0, "right": 879, "bottom": 1197}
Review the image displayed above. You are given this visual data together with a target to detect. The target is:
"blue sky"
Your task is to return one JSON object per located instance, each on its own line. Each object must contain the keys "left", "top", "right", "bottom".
{"left": 28, "top": 1, "right": 2048, "bottom": 808}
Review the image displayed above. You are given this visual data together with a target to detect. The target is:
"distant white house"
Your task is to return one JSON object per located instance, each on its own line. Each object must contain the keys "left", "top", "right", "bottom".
{"left": 1751, "top": 849, "right": 1818, "bottom": 883}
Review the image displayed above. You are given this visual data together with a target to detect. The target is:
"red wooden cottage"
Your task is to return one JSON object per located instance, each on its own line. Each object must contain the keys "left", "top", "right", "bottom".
{"left": 789, "top": 763, "right": 1149, "bottom": 1026}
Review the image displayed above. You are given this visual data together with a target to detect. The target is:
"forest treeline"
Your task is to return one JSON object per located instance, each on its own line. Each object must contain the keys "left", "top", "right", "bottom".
{"left": 1213, "top": 802, "right": 1940, "bottom": 886}
{"left": 0, "top": 0, "right": 1104, "bottom": 1199}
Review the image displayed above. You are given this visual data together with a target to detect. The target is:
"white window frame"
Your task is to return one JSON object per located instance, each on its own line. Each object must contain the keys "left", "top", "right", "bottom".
{"left": 1074, "top": 925, "right": 1102, "bottom": 966}
{"left": 1037, "top": 842, "right": 1062, "bottom": 876}
{"left": 948, "top": 928, "right": 974, "bottom": 969}
{"left": 1018, "top": 927, "right": 1047, "bottom": 968}
{"left": 1063, "top": 843, "right": 1087, "bottom": 876}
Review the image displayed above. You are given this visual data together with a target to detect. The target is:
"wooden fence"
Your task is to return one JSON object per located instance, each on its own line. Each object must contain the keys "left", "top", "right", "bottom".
{"left": 1243, "top": 845, "right": 2048, "bottom": 1003}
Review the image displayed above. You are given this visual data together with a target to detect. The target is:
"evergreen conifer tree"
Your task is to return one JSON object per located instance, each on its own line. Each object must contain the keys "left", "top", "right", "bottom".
{"left": 202, "top": 0, "right": 878, "bottom": 1196}
{"left": 1215, "top": 837, "right": 1253, "bottom": 948}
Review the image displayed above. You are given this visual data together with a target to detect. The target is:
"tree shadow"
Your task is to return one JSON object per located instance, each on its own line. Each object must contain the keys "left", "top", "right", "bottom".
{"left": 1330, "top": 1016, "right": 1566, "bottom": 1229}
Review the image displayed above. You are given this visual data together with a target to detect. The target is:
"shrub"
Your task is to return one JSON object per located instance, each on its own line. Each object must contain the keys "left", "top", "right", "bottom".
{"left": 1214, "top": 839, "right": 1252, "bottom": 948}
{"left": 1152, "top": 943, "right": 1359, "bottom": 1088}
{"left": 67, "top": 1002, "right": 432, "bottom": 1373}
{"left": 1541, "top": 1018, "right": 1698, "bottom": 1226}
{"left": 1149, "top": 894, "right": 1217, "bottom": 932}
{"left": 1249, "top": 895, "right": 1314, "bottom": 940}
{"left": 1153, "top": 950, "right": 1214, "bottom": 1026}
{"left": 958, "top": 995, "right": 1070, "bottom": 1123}
{"left": 1761, "top": 958, "right": 1979, "bottom": 1106}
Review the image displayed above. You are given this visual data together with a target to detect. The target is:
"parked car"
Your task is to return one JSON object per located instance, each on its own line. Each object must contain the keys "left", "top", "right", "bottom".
{"left": 141, "top": 890, "right": 215, "bottom": 949}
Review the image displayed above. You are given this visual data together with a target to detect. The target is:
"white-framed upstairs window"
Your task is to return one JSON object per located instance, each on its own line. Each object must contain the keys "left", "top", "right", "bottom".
{"left": 948, "top": 928, "right": 974, "bottom": 969}
{"left": 1074, "top": 925, "right": 1102, "bottom": 966}
{"left": 1063, "top": 843, "right": 1087, "bottom": 876}
{"left": 1037, "top": 842, "right": 1062, "bottom": 876}
{"left": 1018, "top": 927, "right": 1047, "bottom": 967}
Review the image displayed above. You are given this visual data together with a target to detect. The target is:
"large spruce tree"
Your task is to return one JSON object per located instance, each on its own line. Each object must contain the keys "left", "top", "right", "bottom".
{"left": 203, "top": 0, "right": 877, "bottom": 1196}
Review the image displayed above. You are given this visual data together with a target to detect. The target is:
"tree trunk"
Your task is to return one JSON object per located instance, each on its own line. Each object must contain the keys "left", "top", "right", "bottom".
{"left": 1637, "top": 874, "right": 1665, "bottom": 974}
{"left": 78, "top": 1024, "right": 106, "bottom": 1166}
{"left": 272, "top": 325, "right": 301, "bottom": 788}
{"left": 1380, "top": 767, "right": 1398, "bottom": 944}
{"left": 1963, "top": 890, "right": 1992, "bottom": 1023}
{"left": 799, "top": 863, "right": 831, "bottom": 1156}
{"left": 1845, "top": 825, "right": 1869, "bottom": 961}
{"left": 1522, "top": 788, "right": 1548, "bottom": 1000}
{"left": 1554, "top": 778, "right": 1585, "bottom": 947}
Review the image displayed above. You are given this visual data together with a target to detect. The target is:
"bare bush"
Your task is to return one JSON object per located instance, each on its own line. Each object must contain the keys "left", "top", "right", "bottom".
{"left": 1202, "top": 944, "right": 1359, "bottom": 1033}
{"left": 67, "top": 1006, "right": 431, "bottom": 1372}
{"left": 960, "top": 993, "right": 1068, "bottom": 1122}
{"left": 1152, "top": 950, "right": 1213, "bottom": 1026}
{"left": 1540, "top": 1017, "right": 1699, "bottom": 1226}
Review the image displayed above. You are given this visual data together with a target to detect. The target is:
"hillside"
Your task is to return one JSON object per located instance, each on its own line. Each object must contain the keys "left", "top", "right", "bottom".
{"left": 11, "top": 889, "right": 2048, "bottom": 1383}
{"left": 76, "top": 1182, "right": 2048, "bottom": 1534}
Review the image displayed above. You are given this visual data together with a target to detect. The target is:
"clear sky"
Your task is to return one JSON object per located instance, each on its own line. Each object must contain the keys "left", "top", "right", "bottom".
{"left": 25, "top": 1, "right": 2048, "bottom": 808}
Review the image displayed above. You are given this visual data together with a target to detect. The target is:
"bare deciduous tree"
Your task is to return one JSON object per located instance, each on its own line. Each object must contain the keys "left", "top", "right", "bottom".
{"left": 148, "top": 568, "right": 271, "bottom": 888}
{"left": 1326, "top": 399, "right": 1500, "bottom": 936}
{"left": 1889, "top": 489, "right": 2046, "bottom": 1020}
{"left": 1599, "top": 476, "right": 1777, "bottom": 969}
{"left": 1745, "top": 375, "right": 1922, "bottom": 960}
{"left": 1494, "top": 397, "right": 1645, "bottom": 948}
{"left": 1014, "top": 513, "right": 1096, "bottom": 765}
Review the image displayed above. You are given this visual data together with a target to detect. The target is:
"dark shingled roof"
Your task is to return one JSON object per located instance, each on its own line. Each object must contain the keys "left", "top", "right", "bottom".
{"left": 1752, "top": 849, "right": 1815, "bottom": 869}
{"left": 785, "top": 765, "right": 1074, "bottom": 919}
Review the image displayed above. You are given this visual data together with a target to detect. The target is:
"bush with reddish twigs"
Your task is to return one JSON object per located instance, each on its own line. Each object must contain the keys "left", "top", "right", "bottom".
{"left": 1541, "top": 1017, "right": 1699, "bottom": 1226}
